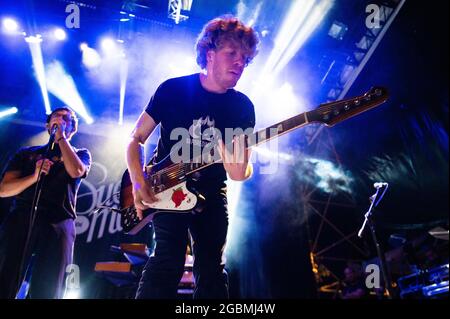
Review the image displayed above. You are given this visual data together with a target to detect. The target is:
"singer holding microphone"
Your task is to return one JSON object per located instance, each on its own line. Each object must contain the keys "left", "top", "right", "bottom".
{"left": 0, "top": 107, "right": 91, "bottom": 299}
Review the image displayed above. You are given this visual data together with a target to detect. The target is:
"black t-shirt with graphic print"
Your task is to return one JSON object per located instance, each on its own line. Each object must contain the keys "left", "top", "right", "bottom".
{"left": 145, "top": 73, "right": 255, "bottom": 194}
{"left": 4, "top": 144, "right": 91, "bottom": 223}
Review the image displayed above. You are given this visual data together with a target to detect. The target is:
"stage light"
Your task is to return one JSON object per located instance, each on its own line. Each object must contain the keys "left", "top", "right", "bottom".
{"left": 261, "top": 29, "right": 269, "bottom": 37}
{"left": 250, "top": 76, "right": 306, "bottom": 128}
{"left": 2, "top": 17, "right": 18, "bottom": 33}
{"left": 261, "top": 0, "right": 334, "bottom": 77}
{"left": 0, "top": 107, "right": 18, "bottom": 119}
{"left": 105, "top": 122, "right": 135, "bottom": 159}
{"left": 274, "top": 0, "right": 334, "bottom": 75}
{"left": 236, "top": 0, "right": 246, "bottom": 20}
{"left": 100, "top": 37, "right": 125, "bottom": 60}
{"left": 85, "top": 116, "right": 94, "bottom": 124}
{"left": 46, "top": 61, "right": 94, "bottom": 124}
{"left": 236, "top": 0, "right": 262, "bottom": 27}
{"left": 109, "top": 122, "right": 134, "bottom": 145}
{"left": 328, "top": 21, "right": 348, "bottom": 40}
{"left": 27, "top": 37, "right": 51, "bottom": 114}
{"left": 119, "top": 59, "right": 128, "bottom": 125}
{"left": 25, "top": 35, "right": 43, "bottom": 43}
{"left": 261, "top": 0, "right": 315, "bottom": 77}
{"left": 181, "top": 0, "right": 193, "bottom": 11}
{"left": 53, "top": 28, "right": 67, "bottom": 41}
{"left": 80, "top": 43, "right": 101, "bottom": 68}
{"left": 247, "top": 2, "right": 262, "bottom": 27}
{"left": 101, "top": 37, "right": 116, "bottom": 52}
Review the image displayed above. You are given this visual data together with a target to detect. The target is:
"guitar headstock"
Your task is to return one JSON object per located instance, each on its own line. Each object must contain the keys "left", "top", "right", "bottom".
{"left": 308, "top": 87, "right": 389, "bottom": 127}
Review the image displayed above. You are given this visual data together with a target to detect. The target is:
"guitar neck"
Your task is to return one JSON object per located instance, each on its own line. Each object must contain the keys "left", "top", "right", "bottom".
{"left": 167, "top": 86, "right": 389, "bottom": 177}
{"left": 249, "top": 112, "right": 310, "bottom": 147}
{"left": 184, "top": 111, "right": 311, "bottom": 175}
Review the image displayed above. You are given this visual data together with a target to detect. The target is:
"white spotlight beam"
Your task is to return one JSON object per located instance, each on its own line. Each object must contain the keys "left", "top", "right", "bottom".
{"left": 53, "top": 28, "right": 66, "bottom": 41}
{"left": 273, "top": 0, "right": 334, "bottom": 75}
{"left": 223, "top": 180, "right": 243, "bottom": 257}
{"left": 101, "top": 38, "right": 116, "bottom": 52}
{"left": 2, "top": 17, "right": 19, "bottom": 34}
{"left": 0, "top": 107, "right": 18, "bottom": 118}
{"left": 26, "top": 37, "right": 52, "bottom": 114}
{"left": 80, "top": 43, "right": 101, "bottom": 68}
{"left": 247, "top": 1, "right": 262, "bottom": 27}
{"left": 261, "top": 0, "right": 315, "bottom": 77}
{"left": 119, "top": 59, "right": 128, "bottom": 125}
{"left": 45, "top": 61, "right": 93, "bottom": 124}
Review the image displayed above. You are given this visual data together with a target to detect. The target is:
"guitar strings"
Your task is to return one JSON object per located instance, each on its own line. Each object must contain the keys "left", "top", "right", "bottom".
{"left": 146, "top": 131, "right": 261, "bottom": 184}
{"left": 149, "top": 159, "right": 221, "bottom": 190}
{"left": 149, "top": 98, "right": 363, "bottom": 182}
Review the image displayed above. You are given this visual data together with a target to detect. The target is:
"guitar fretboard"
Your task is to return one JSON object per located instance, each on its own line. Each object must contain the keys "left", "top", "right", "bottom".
{"left": 176, "top": 111, "right": 311, "bottom": 175}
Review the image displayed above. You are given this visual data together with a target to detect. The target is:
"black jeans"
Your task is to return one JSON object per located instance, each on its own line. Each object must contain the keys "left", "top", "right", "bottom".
{"left": 0, "top": 208, "right": 75, "bottom": 299}
{"left": 135, "top": 194, "right": 229, "bottom": 299}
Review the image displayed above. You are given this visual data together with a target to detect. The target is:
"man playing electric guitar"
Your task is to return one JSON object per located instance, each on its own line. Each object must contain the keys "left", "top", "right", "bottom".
{"left": 126, "top": 16, "right": 259, "bottom": 299}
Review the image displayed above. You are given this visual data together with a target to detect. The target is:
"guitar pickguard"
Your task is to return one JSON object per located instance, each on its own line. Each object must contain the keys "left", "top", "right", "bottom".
{"left": 142, "top": 181, "right": 197, "bottom": 211}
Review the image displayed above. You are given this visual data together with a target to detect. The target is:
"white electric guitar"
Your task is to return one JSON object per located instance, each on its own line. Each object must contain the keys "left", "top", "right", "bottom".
{"left": 119, "top": 87, "right": 389, "bottom": 234}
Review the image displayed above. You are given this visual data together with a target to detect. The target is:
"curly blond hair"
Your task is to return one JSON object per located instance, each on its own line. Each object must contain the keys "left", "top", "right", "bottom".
{"left": 195, "top": 15, "right": 259, "bottom": 69}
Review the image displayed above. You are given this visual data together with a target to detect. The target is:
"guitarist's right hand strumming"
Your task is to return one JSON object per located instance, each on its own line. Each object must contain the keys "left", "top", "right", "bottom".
{"left": 132, "top": 176, "right": 158, "bottom": 221}
{"left": 126, "top": 112, "right": 159, "bottom": 221}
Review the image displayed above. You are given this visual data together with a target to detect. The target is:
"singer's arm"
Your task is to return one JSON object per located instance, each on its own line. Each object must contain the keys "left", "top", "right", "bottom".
{"left": 0, "top": 159, "right": 53, "bottom": 197}
{"left": 58, "top": 138, "right": 87, "bottom": 178}
{"left": 0, "top": 171, "right": 37, "bottom": 197}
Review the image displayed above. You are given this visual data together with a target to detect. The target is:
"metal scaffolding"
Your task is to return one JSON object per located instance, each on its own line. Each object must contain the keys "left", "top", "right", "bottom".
{"left": 310, "top": 0, "right": 406, "bottom": 145}
{"left": 168, "top": 0, "right": 192, "bottom": 24}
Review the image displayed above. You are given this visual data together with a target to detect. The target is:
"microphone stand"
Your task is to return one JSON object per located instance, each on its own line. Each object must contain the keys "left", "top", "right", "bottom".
{"left": 15, "top": 129, "right": 57, "bottom": 298}
{"left": 358, "top": 183, "right": 393, "bottom": 299}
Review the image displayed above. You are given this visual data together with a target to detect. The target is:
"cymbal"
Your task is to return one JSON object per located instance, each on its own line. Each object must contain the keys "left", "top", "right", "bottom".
{"left": 428, "top": 227, "right": 449, "bottom": 240}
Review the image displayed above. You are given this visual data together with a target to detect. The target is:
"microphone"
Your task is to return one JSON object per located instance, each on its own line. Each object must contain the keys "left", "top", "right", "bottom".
{"left": 374, "top": 182, "right": 388, "bottom": 188}
{"left": 50, "top": 123, "right": 58, "bottom": 136}
{"left": 50, "top": 124, "right": 58, "bottom": 150}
